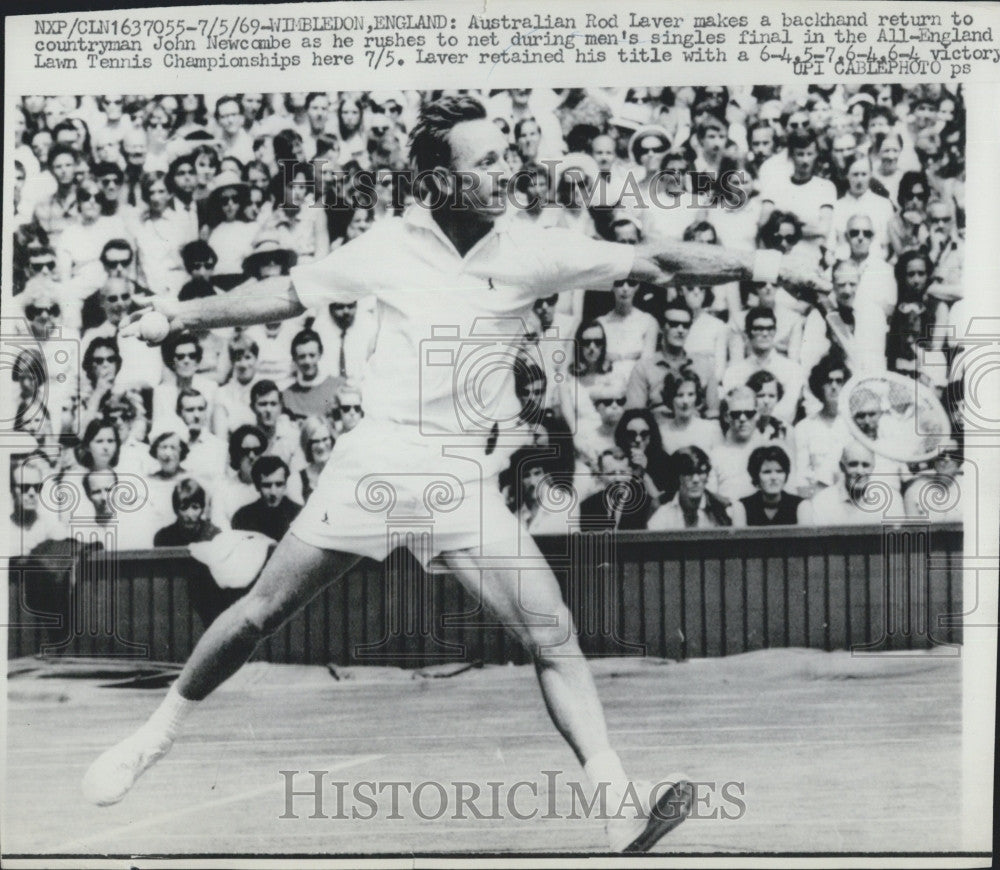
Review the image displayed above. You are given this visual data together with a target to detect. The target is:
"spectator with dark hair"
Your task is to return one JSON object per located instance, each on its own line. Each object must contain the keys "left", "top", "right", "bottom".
{"left": 267, "top": 161, "right": 330, "bottom": 265}
{"left": 215, "top": 95, "right": 254, "bottom": 165}
{"left": 133, "top": 170, "right": 191, "bottom": 297}
{"left": 213, "top": 424, "right": 267, "bottom": 529}
{"left": 746, "top": 369, "right": 790, "bottom": 445}
{"left": 7, "top": 458, "right": 64, "bottom": 556}
{"left": 887, "top": 171, "right": 931, "bottom": 259}
{"left": 73, "top": 417, "right": 121, "bottom": 473}
{"left": 723, "top": 306, "right": 805, "bottom": 424}
{"left": 559, "top": 320, "right": 620, "bottom": 432}
{"left": 792, "top": 355, "right": 852, "bottom": 498}
{"left": 178, "top": 240, "right": 221, "bottom": 301}
{"left": 281, "top": 328, "right": 343, "bottom": 421}
{"left": 647, "top": 446, "right": 732, "bottom": 530}
{"left": 656, "top": 368, "right": 721, "bottom": 455}
{"left": 597, "top": 275, "right": 658, "bottom": 382}
{"left": 625, "top": 299, "right": 695, "bottom": 411}
{"left": 177, "top": 388, "right": 226, "bottom": 486}
{"left": 205, "top": 171, "right": 254, "bottom": 290}
{"left": 56, "top": 178, "right": 132, "bottom": 298}
{"left": 730, "top": 445, "right": 805, "bottom": 526}
{"left": 249, "top": 379, "right": 302, "bottom": 468}
{"left": 678, "top": 282, "right": 725, "bottom": 417}
{"left": 32, "top": 143, "right": 80, "bottom": 245}
{"left": 80, "top": 336, "right": 122, "bottom": 422}
{"left": 92, "top": 160, "right": 125, "bottom": 216}
{"left": 614, "top": 409, "right": 673, "bottom": 503}
{"left": 309, "top": 297, "right": 378, "bottom": 385}
{"left": 924, "top": 199, "right": 964, "bottom": 307}
{"left": 231, "top": 456, "right": 301, "bottom": 539}
{"left": 154, "top": 478, "right": 222, "bottom": 546}
{"left": 153, "top": 332, "right": 218, "bottom": 430}
{"left": 502, "top": 447, "right": 577, "bottom": 536}
{"left": 578, "top": 446, "right": 654, "bottom": 531}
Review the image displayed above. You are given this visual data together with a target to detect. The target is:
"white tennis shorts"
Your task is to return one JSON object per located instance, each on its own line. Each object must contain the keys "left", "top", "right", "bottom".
{"left": 290, "top": 419, "right": 524, "bottom": 566}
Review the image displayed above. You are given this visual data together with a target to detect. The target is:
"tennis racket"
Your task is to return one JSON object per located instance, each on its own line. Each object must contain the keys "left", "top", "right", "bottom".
{"left": 840, "top": 371, "right": 953, "bottom": 464}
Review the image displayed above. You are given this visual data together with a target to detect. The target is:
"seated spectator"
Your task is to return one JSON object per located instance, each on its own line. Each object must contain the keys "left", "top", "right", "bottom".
{"left": 310, "top": 298, "right": 379, "bottom": 385}
{"left": 679, "top": 283, "right": 726, "bottom": 417}
{"left": 56, "top": 178, "right": 132, "bottom": 296}
{"left": 82, "top": 468, "right": 117, "bottom": 527}
{"left": 831, "top": 155, "right": 894, "bottom": 260}
{"left": 655, "top": 369, "right": 722, "bottom": 455}
{"left": 887, "top": 171, "right": 931, "bottom": 259}
{"left": 558, "top": 320, "right": 622, "bottom": 433}
{"left": 710, "top": 386, "right": 764, "bottom": 503}
{"left": 503, "top": 447, "right": 577, "bottom": 537}
{"left": 178, "top": 240, "right": 221, "bottom": 301}
{"left": 100, "top": 388, "right": 152, "bottom": 474}
{"left": 72, "top": 417, "right": 121, "bottom": 474}
{"left": 213, "top": 425, "right": 268, "bottom": 529}
{"left": 80, "top": 336, "right": 122, "bottom": 424}
{"left": 596, "top": 277, "right": 658, "bottom": 382}
{"left": 143, "top": 429, "right": 191, "bottom": 531}
{"left": 7, "top": 458, "right": 64, "bottom": 556}
{"left": 205, "top": 171, "right": 254, "bottom": 290}
{"left": 250, "top": 380, "right": 302, "bottom": 469}
{"left": 614, "top": 409, "right": 673, "bottom": 504}
{"left": 799, "top": 441, "right": 890, "bottom": 525}
{"left": 730, "top": 445, "right": 805, "bottom": 526}
{"left": 723, "top": 307, "right": 805, "bottom": 424}
{"left": 903, "top": 438, "right": 964, "bottom": 523}
{"left": 281, "top": 328, "right": 342, "bottom": 421}
{"left": 574, "top": 383, "right": 626, "bottom": 480}
{"left": 288, "top": 416, "right": 336, "bottom": 504}
{"left": 79, "top": 239, "right": 148, "bottom": 332}
{"left": 231, "top": 456, "right": 302, "bottom": 540}
{"left": 647, "top": 446, "right": 732, "bottom": 530}
{"left": 843, "top": 214, "right": 896, "bottom": 319}
{"left": 746, "top": 370, "right": 790, "bottom": 446}
{"left": 626, "top": 300, "right": 695, "bottom": 411}
{"left": 153, "top": 478, "right": 222, "bottom": 546}
{"left": 134, "top": 170, "right": 190, "bottom": 296}
{"left": 925, "top": 198, "right": 964, "bottom": 305}
{"left": 244, "top": 319, "right": 301, "bottom": 385}
{"left": 152, "top": 331, "right": 219, "bottom": 431}
{"left": 333, "top": 385, "right": 364, "bottom": 435}
{"left": 177, "top": 388, "right": 227, "bottom": 486}
{"left": 215, "top": 334, "right": 261, "bottom": 434}
{"left": 578, "top": 446, "right": 654, "bottom": 531}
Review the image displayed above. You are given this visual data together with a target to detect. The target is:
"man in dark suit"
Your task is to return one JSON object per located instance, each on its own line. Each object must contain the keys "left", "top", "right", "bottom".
{"left": 231, "top": 456, "right": 301, "bottom": 540}
{"left": 578, "top": 447, "right": 653, "bottom": 531}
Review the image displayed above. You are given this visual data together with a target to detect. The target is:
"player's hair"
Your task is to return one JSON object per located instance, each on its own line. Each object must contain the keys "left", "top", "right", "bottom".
{"left": 250, "top": 454, "right": 289, "bottom": 488}
{"left": 747, "top": 444, "right": 791, "bottom": 486}
{"left": 746, "top": 369, "right": 784, "bottom": 402}
{"left": 172, "top": 477, "right": 206, "bottom": 513}
{"left": 291, "top": 328, "right": 323, "bottom": 357}
{"left": 228, "top": 424, "right": 267, "bottom": 470}
{"left": 807, "top": 354, "right": 852, "bottom": 401}
{"left": 409, "top": 95, "right": 488, "bottom": 174}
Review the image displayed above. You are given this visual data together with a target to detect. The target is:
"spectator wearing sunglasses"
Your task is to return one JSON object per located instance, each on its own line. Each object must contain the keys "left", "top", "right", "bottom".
{"left": 838, "top": 214, "right": 895, "bottom": 321}
{"left": 154, "top": 478, "right": 221, "bottom": 547}
{"left": 80, "top": 336, "right": 122, "bottom": 424}
{"left": 152, "top": 332, "right": 219, "bottom": 432}
{"left": 212, "top": 424, "right": 268, "bottom": 530}
{"left": 204, "top": 171, "right": 254, "bottom": 290}
{"left": 597, "top": 275, "right": 658, "bottom": 383}
{"left": 625, "top": 299, "right": 695, "bottom": 412}
{"left": 614, "top": 409, "right": 673, "bottom": 504}
{"left": 178, "top": 240, "right": 221, "bottom": 301}
{"left": 791, "top": 355, "right": 851, "bottom": 498}
{"left": 333, "top": 387, "right": 364, "bottom": 436}
{"left": 709, "top": 386, "right": 765, "bottom": 503}
{"left": 557, "top": 320, "right": 617, "bottom": 433}
{"left": 574, "top": 383, "right": 628, "bottom": 486}
{"left": 723, "top": 307, "right": 805, "bottom": 425}
{"left": 831, "top": 155, "right": 894, "bottom": 260}
{"left": 7, "top": 458, "right": 65, "bottom": 556}
{"left": 647, "top": 446, "right": 732, "bottom": 530}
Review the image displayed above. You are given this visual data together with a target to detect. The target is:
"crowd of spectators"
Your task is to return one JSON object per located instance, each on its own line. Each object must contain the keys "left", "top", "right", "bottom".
{"left": 8, "top": 83, "right": 968, "bottom": 556}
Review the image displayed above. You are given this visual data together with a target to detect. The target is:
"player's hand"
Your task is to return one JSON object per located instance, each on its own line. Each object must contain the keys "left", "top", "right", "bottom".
{"left": 778, "top": 250, "right": 831, "bottom": 298}
{"left": 117, "top": 296, "right": 182, "bottom": 345}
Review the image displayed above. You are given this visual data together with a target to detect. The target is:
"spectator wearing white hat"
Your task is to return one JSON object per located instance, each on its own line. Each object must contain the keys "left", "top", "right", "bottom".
{"left": 204, "top": 171, "right": 254, "bottom": 289}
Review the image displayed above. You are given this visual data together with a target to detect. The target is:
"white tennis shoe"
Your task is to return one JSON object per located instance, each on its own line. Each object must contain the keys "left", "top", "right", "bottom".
{"left": 82, "top": 728, "right": 173, "bottom": 806}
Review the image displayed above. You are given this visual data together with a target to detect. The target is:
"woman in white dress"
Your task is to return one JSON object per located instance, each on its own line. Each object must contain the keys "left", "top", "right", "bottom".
{"left": 134, "top": 171, "right": 192, "bottom": 297}
{"left": 557, "top": 320, "right": 622, "bottom": 434}
{"left": 204, "top": 170, "right": 254, "bottom": 290}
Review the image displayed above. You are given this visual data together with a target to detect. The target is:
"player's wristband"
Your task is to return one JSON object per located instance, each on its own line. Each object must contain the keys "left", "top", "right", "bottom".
{"left": 752, "top": 250, "right": 782, "bottom": 284}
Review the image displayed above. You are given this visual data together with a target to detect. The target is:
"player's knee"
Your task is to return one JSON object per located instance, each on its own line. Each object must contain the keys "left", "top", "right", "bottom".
{"left": 525, "top": 611, "right": 583, "bottom": 663}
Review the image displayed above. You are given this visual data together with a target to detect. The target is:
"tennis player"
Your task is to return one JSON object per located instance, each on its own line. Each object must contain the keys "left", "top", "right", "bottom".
{"left": 84, "top": 96, "right": 826, "bottom": 852}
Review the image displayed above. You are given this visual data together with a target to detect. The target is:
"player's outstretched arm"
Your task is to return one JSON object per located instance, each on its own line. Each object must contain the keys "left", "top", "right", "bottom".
{"left": 630, "top": 241, "right": 830, "bottom": 297}
{"left": 119, "top": 276, "right": 307, "bottom": 343}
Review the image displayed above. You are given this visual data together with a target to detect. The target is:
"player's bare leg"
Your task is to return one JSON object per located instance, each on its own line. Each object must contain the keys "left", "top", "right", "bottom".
{"left": 83, "top": 534, "right": 362, "bottom": 805}
{"left": 443, "top": 537, "right": 693, "bottom": 852}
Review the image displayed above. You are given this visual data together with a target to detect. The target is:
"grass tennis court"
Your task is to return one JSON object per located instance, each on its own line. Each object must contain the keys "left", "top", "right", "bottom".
{"left": 5, "top": 648, "right": 961, "bottom": 856}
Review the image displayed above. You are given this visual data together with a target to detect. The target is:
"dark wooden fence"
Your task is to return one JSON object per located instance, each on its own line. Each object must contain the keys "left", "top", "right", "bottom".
{"left": 7, "top": 523, "right": 963, "bottom": 666}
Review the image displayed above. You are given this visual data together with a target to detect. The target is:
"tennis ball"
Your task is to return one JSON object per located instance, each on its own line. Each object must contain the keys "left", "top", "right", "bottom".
{"left": 138, "top": 310, "right": 171, "bottom": 344}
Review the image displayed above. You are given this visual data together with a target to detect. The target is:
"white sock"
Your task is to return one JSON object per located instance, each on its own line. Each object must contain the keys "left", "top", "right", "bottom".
{"left": 143, "top": 685, "right": 199, "bottom": 742}
{"left": 584, "top": 748, "right": 630, "bottom": 803}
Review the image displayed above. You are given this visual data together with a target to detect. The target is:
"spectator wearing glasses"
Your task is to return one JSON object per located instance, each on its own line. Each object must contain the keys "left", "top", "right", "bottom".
{"left": 831, "top": 155, "right": 894, "bottom": 260}
{"left": 8, "top": 459, "right": 65, "bottom": 555}
{"left": 231, "top": 455, "right": 302, "bottom": 540}
{"left": 178, "top": 240, "right": 221, "bottom": 301}
{"left": 597, "top": 276, "right": 658, "bottom": 383}
{"left": 729, "top": 444, "right": 805, "bottom": 526}
{"left": 625, "top": 299, "right": 695, "bottom": 412}
{"left": 32, "top": 144, "right": 80, "bottom": 246}
{"left": 80, "top": 239, "right": 147, "bottom": 330}
{"left": 205, "top": 171, "right": 254, "bottom": 290}
{"left": 655, "top": 369, "right": 721, "bottom": 455}
{"left": 213, "top": 424, "right": 268, "bottom": 530}
{"left": 842, "top": 214, "right": 896, "bottom": 319}
{"left": 214, "top": 96, "right": 255, "bottom": 166}
{"left": 281, "top": 328, "right": 343, "bottom": 422}
{"left": 647, "top": 446, "right": 732, "bottom": 530}
{"left": 152, "top": 332, "right": 218, "bottom": 432}
{"left": 287, "top": 416, "right": 336, "bottom": 504}
{"left": 94, "top": 94, "right": 133, "bottom": 145}
{"left": 80, "top": 337, "right": 122, "bottom": 425}
{"left": 153, "top": 478, "right": 221, "bottom": 547}
{"left": 574, "top": 383, "right": 627, "bottom": 485}
{"left": 710, "top": 386, "right": 764, "bottom": 503}
{"left": 614, "top": 409, "right": 673, "bottom": 505}
{"left": 22, "top": 245, "right": 59, "bottom": 293}
{"left": 925, "top": 199, "right": 964, "bottom": 306}
{"left": 558, "top": 320, "right": 619, "bottom": 432}
{"left": 723, "top": 307, "right": 805, "bottom": 424}
{"left": 887, "top": 171, "right": 931, "bottom": 260}
{"left": 628, "top": 124, "right": 672, "bottom": 193}
{"left": 333, "top": 387, "right": 364, "bottom": 435}
{"left": 92, "top": 161, "right": 128, "bottom": 219}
